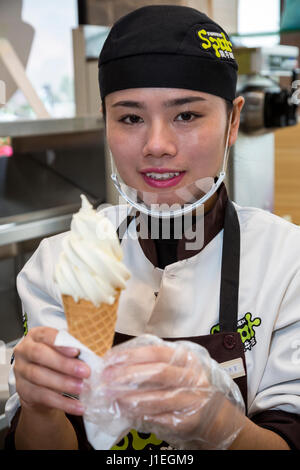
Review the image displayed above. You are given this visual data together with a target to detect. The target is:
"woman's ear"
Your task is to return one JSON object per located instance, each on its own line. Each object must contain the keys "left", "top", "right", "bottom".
{"left": 228, "top": 96, "right": 245, "bottom": 147}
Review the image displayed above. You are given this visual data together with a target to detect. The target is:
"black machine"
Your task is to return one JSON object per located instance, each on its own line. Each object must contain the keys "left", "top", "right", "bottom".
{"left": 234, "top": 46, "right": 299, "bottom": 133}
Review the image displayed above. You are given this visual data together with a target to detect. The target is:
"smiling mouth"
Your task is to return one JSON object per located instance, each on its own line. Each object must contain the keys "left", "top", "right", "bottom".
{"left": 140, "top": 169, "right": 186, "bottom": 188}
{"left": 140, "top": 168, "right": 185, "bottom": 179}
{"left": 143, "top": 171, "right": 182, "bottom": 180}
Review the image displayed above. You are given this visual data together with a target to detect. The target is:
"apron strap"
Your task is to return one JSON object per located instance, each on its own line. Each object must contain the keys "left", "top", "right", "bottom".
{"left": 117, "top": 214, "right": 135, "bottom": 242}
{"left": 219, "top": 200, "right": 240, "bottom": 333}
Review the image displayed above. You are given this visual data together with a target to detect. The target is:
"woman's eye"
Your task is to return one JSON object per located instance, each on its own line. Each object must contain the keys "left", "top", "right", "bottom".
{"left": 120, "top": 115, "right": 143, "bottom": 125}
{"left": 176, "top": 112, "right": 200, "bottom": 122}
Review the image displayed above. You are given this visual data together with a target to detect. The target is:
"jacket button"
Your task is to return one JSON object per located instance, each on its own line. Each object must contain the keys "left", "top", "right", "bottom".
{"left": 223, "top": 334, "right": 236, "bottom": 349}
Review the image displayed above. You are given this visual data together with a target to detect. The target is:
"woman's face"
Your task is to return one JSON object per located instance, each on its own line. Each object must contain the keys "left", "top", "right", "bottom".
{"left": 105, "top": 88, "right": 243, "bottom": 206}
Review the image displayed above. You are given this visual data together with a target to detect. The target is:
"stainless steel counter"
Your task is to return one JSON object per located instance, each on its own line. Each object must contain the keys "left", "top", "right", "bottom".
{"left": 0, "top": 115, "right": 104, "bottom": 137}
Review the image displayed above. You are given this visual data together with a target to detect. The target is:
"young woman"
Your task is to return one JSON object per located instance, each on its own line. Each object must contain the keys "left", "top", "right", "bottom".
{"left": 5, "top": 5, "right": 300, "bottom": 450}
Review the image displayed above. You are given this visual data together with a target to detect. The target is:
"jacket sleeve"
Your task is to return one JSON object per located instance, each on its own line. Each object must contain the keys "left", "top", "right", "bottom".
{"left": 248, "top": 269, "right": 300, "bottom": 449}
{"left": 16, "top": 234, "right": 67, "bottom": 331}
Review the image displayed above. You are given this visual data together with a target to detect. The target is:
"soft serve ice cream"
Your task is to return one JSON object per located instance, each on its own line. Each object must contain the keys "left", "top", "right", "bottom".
{"left": 55, "top": 194, "right": 130, "bottom": 306}
{"left": 54, "top": 195, "right": 130, "bottom": 356}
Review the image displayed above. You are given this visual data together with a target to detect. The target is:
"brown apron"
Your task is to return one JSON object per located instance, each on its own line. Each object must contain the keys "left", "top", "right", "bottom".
{"left": 111, "top": 200, "right": 247, "bottom": 450}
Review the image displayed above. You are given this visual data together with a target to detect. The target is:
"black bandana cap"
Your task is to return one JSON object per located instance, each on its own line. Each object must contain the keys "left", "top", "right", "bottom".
{"left": 98, "top": 5, "right": 238, "bottom": 103}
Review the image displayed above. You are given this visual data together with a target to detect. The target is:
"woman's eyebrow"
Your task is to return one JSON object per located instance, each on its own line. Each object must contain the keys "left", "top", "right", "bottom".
{"left": 164, "top": 96, "right": 207, "bottom": 107}
{"left": 111, "top": 100, "right": 144, "bottom": 109}
{"left": 111, "top": 96, "right": 207, "bottom": 109}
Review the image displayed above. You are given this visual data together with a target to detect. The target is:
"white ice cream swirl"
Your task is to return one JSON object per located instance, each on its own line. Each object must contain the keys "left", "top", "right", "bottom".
{"left": 55, "top": 195, "right": 130, "bottom": 306}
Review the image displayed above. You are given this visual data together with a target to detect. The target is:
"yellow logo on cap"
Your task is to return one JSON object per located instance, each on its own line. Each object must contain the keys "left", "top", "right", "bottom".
{"left": 197, "top": 29, "right": 235, "bottom": 60}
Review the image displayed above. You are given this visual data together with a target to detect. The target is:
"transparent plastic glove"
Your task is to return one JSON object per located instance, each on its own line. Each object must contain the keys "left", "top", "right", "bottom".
{"left": 80, "top": 334, "right": 246, "bottom": 450}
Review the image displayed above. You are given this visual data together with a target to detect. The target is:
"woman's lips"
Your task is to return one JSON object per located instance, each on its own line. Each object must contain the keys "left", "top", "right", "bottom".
{"left": 140, "top": 169, "right": 186, "bottom": 189}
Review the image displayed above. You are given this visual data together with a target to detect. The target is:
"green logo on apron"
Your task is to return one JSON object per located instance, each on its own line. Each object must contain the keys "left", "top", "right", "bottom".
{"left": 111, "top": 429, "right": 164, "bottom": 450}
{"left": 210, "top": 312, "right": 261, "bottom": 351}
{"left": 22, "top": 312, "right": 28, "bottom": 336}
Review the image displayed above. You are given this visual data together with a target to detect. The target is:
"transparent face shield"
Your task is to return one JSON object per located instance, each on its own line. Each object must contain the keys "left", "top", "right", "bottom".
{"left": 110, "top": 111, "right": 233, "bottom": 219}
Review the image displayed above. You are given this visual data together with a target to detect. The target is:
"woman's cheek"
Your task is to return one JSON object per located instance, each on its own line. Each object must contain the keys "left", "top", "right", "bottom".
{"left": 109, "top": 142, "right": 140, "bottom": 185}
{"left": 108, "top": 130, "right": 136, "bottom": 161}
{"left": 185, "top": 139, "right": 224, "bottom": 176}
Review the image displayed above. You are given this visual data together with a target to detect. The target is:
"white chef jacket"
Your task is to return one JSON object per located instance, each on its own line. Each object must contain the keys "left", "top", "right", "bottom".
{"left": 5, "top": 201, "right": 300, "bottom": 432}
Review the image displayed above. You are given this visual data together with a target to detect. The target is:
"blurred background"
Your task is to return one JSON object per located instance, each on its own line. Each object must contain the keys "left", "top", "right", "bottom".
{"left": 0, "top": 0, "right": 299, "bottom": 445}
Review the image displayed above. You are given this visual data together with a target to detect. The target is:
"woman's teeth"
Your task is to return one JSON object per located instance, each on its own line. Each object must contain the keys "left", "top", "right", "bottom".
{"left": 145, "top": 172, "right": 180, "bottom": 180}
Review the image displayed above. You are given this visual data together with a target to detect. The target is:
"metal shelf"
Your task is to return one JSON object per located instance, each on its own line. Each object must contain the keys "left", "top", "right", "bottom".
{"left": 0, "top": 115, "right": 104, "bottom": 138}
{"left": 0, "top": 212, "right": 75, "bottom": 247}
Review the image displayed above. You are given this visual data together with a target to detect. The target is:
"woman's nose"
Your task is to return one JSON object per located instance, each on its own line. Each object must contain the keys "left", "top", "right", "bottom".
{"left": 142, "top": 121, "right": 177, "bottom": 158}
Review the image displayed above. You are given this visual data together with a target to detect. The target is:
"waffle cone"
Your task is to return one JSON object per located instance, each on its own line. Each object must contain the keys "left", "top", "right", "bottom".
{"left": 62, "top": 290, "right": 121, "bottom": 357}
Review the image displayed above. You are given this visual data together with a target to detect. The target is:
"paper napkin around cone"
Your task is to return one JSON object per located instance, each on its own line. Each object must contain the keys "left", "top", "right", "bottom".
{"left": 54, "top": 329, "right": 131, "bottom": 449}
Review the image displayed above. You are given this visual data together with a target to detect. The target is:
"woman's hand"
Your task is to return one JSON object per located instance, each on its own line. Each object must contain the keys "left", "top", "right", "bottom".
{"left": 14, "top": 326, "right": 90, "bottom": 416}
{"left": 99, "top": 336, "right": 245, "bottom": 449}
